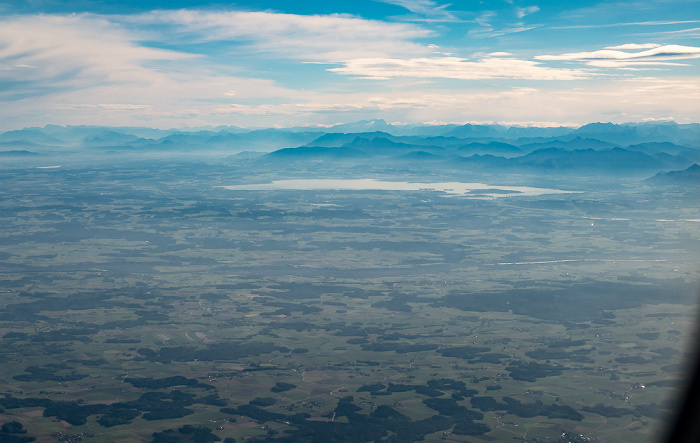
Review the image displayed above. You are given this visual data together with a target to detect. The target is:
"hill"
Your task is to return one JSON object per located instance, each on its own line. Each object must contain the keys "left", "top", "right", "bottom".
{"left": 646, "top": 163, "right": 700, "bottom": 184}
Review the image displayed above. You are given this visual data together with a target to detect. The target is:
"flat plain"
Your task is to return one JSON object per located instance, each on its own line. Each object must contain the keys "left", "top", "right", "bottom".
{"left": 1, "top": 128, "right": 699, "bottom": 442}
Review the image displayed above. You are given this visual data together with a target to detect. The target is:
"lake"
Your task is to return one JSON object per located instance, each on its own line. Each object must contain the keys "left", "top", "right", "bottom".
{"left": 219, "top": 178, "right": 576, "bottom": 198}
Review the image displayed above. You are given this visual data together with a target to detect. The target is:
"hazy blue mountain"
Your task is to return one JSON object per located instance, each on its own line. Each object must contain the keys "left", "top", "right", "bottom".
{"left": 451, "top": 147, "right": 667, "bottom": 173}
{"left": 266, "top": 146, "right": 369, "bottom": 159}
{"left": 81, "top": 130, "right": 144, "bottom": 147}
{"left": 502, "top": 126, "right": 575, "bottom": 139}
{"left": 573, "top": 122, "right": 700, "bottom": 145}
{"left": 259, "top": 133, "right": 695, "bottom": 175}
{"left": 434, "top": 124, "right": 575, "bottom": 140}
{"left": 207, "top": 125, "right": 251, "bottom": 134}
{"left": 625, "top": 142, "right": 700, "bottom": 163}
{"left": 0, "top": 128, "right": 69, "bottom": 145}
{"left": 433, "top": 124, "right": 576, "bottom": 140}
{"left": 207, "top": 129, "right": 323, "bottom": 151}
{"left": 0, "top": 150, "right": 45, "bottom": 156}
{"left": 518, "top": 137, "right": 618, "bottom": 152}
{"left": 306, "top": 131, "right": 394, "bottom": 147}
{"left": 134, "top": 133, "right": 208, "bottom": 151}
{"left": 515, "top": 147, "right": 662, "bottom": 171}
{"left": 388, "top": 135, "right": 466, "bottom": 148}
{"left": 1, "top": 121, "right": 698, "bottom": 165}
{"left": 307, "top": 132, "right": 466, "bottom": 149}
{"left": 456, "top": 142, "right": 523, "bottom": 157}
{"left": 391, "top": 123, "right": 464, "bottom": 137}
{"left": 453, "top": 153, "right": 512, "bottom": 169}
{"left": 0, "top": 140, "right": 46, "bottom": 149}
{"left": 39, "top": 124, "right": 176, "bottom": 140}
{"left": 225, "top": 151, "right": 266, "bottom": 160}
{"left": 0, "top": 125, "right": 320, "bottom": 153}
{"left": 323, "top": 119, "right": 394, "bottom": 133}
{"left": 120, "top": 129, "right": 322, "bottom": 153}
{"left": 395, "top": 150, "right": 444, "bottom": 161}
{"left": 343, "top": 137, "right": 445, "bottom": 156}
{"left": 627, "top": 142, "right": 691, "bottom": 154}
{"left": 390, "top": 123, "right": 574, "bottom": 139}
{"left": 442, "top": 124, "right": 509, "bottom": 139}
{"left": 646, "top": 163, "right": 700, "bottom": 184}
{"left": 651, "top": 153, "right": 694, "bottom": 170}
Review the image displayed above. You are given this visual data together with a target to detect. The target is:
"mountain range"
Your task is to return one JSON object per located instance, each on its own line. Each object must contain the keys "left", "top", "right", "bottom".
{"left": 1, "top": 120, "right": 699, "bottom": 179}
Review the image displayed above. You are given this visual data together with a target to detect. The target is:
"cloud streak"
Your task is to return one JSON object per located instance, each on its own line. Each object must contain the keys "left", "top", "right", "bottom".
{"left": 551, "top": 20, "right": 700, "bottom": 30}
{"left": 375, "top": 0, "right": 457, "bottom": 21}
{"left": 605, "top": 43, "right": 661, "bottom": 50}
{"left": 207, "top": 77, "right": 700, "bottom": 126}
{"left": 329, "top": 56, "right": 592, "bottom": 80}
{"left": 515, "top": 6, "right": 539, "bottom": 19}
{"left": 132, "top": 9, "right": 434, "bottom": 61}
{"left": 467, "top": 8, "right": 541, "bottom": 38}
{"left": 536, "top": 44, "right": 700, "bottom": 67}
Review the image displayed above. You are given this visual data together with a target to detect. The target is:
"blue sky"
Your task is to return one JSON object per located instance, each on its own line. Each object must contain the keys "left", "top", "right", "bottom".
{"left": 0, "top": 0, "right": 699, "bottom": 130}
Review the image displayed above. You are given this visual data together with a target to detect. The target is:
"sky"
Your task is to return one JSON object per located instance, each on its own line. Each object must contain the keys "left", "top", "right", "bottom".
{"left": 0, "top": 0, "right": 699, "bottom": 130}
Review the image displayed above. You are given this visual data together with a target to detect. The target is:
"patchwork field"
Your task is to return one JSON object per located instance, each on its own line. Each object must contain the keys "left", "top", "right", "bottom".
{"left": 0, "top": 157, "right": 698, "bottom": 442}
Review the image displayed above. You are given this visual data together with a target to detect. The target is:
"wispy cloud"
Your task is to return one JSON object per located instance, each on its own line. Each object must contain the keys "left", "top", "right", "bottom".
{"left": 0, "top": 9, "right": 448, "bottom": 128}
{"left": 472, "top": 10, "right": 496, "bottom": 32}
{"left": 551, "top": 20, "right": 700, "bottom": 30}
{"left": 605, "top": 43, "right": 661, "bottom": 50}
{"left": 468, "top": 9, "right": 541, "bottom": 38}
{"left": 0, "top": 13, "right": 192, "bottom": 98}
{"left": 536, "top": 44, "right": 700, "bottom": 67}
{"left": 641, "top": 26, "right": 700, "bottom": 37}
{"left": 515, "top": 6, "right": 539, "bottom": 19}
{"left": 208, "top": 77, "right": 700, "bottom": 126}
{"left": 469, "top": 24, "right": 540, "bottom": 38}
{"left": 0, "top": 12, "right": 309, "bottom": 126}
{"left": 374, "top": 0, "right": 457, "bottom": 21}
{"left": 133, "top": 9, "right": 433, "bottom": 61}
{"left": 328, "top": 56, "right": 592, "bottom": 80}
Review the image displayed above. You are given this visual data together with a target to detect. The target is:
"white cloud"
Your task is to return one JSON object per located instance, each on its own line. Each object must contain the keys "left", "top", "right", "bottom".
{"left": 206, "top": 77, "right": 700, "bottom": 126}
{"left": 588, "top": 61, "right": 691, "bottom": 68}
{"left": 515, "top": 6, "right": 540, "bottom": 19}
{"left": 0, "top": 10, "right": 446, "bottom": 129}
{"left": 605, "top": 43, "right": 661, "bottom": 50}
{"left": 551, "top": 20, "right": 700, "bottom": 30}
{"left": 0, "top": 13, "right": 313, "bottom": 128}
{"left": 375, "top": 0, "right": 457, "bottom": 21}
{"left": 213, "top": 102, "right": 383, "bottom": 116}
{"left": 133, "top": 9, "right": 434, "bottom": 61}
{"left": 536, "top": 44, "right": 700, "bottom": 67}
{"left": 328, "top": 56, "right": 592, "bottom": 80}
{"left": 474, "top": 10, "right": 496, "bottom": 31}
{"left": 422, "top": 119, "right": 579, "bottom": 127}
{"left": 656, "top": 26, "right": 700, "bottom": 36}
{"left": 469, "top": 7, "right": 541, "bottom": 38}
{"left": 61, "top": 104, "right": 152, "bottom": 110}
{"left": 0, "top": 14, "right": 192, "bottom": 95}
{"left": 469, "top": 24, "right": 540, "bottom": 38}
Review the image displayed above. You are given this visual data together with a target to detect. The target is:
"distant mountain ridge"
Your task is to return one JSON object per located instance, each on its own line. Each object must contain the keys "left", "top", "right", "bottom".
{"left": 1, "top": 121, "right": 699, "bottom": 179}
{"left": 3, "top": 120, "right": 699, "bottom": 146}
{"left": 646, "top": 164, "right": 700, "bottom": 184}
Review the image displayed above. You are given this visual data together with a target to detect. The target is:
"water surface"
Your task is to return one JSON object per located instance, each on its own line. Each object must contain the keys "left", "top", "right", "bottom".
{"left": 220, "top": 178, "right": 576, "bottom": 198}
